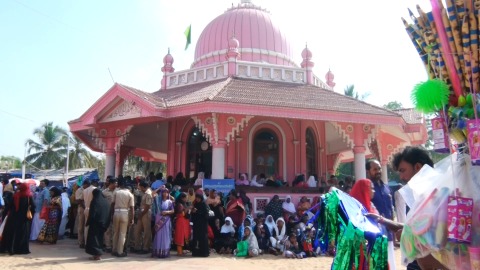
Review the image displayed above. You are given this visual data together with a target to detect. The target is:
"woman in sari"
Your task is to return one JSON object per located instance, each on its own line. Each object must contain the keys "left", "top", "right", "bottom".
{"left": 225, "top": 190, "right": 245, "bottom": 227}
{"left": 85, "top": 189, "right": 110, "bottom": 261}
{"left": 37, "top": 187, "right": 62, "bottom": 244}
{"left": 350, "top": 178, "right": 378, "bottom": 214}
{"left": 174, "top": 192, "right": 190, "bottom": 256}
{"left": 152, "top": 187, "right": 174, "bottom": 258}
{"left": 0, "top": 183, "right": 35, "bottom": 254}
{"left": 190, "top": 192, "right": 210, "bottom": 257}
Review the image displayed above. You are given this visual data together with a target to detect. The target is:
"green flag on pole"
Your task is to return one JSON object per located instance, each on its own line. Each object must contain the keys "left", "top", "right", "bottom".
{"left": 184, "top": 24, "right": 191, "bottom": 50}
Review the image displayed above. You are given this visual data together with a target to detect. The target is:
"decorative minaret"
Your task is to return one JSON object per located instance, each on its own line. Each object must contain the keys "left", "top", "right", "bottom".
{"left": 325, "top": 69, "right": 336, "bottom": 89}
{"left": 161, "top": 48, "right": 175, "bottom": 90}
{"left": 300, "top": 45, "right": 314, "bottom": 85}
{"left": 226, "top": 34, "right": 240, "bottom": 76}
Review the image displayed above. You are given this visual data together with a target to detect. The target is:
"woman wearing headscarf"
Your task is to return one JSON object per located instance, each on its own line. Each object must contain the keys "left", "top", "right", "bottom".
{"left": 194, "top": 172, "right": 205, "bottom": 186}
{"left": 264, "top": 195, "right": 283, "bottom": 221}
{"left": 225, "top": 190, "right": 246, "bottom": 227}
{"left": 235, "top": 226, "right": 259, "bottom": 257}
{"left": 37, "top": 187, "right": 62, "bottom": 244}
{"left": 0, "top": 183, "right": 35, "bottom": 254}
{"left": 249, "top": 175, "right": 263, "bottom": 187}
{"left": 186, "top": 188, "right": 195, "bottom": 207}
{"left": 282, "top": 195, "right": 296, "bottom": 220}
{"left": 151, "top": 187, "right": 174, "bottom": 258}
{"left": 235, "top": 174, "right": 249, "bottom": 186}
{"left": 190, "top": 191, "right": 209, "bottom": 257}
{"left": 306, "top": 176, "right": 317, "bottom": 188}
{"left": 270, "top": 217, "right": 287, "bottom": 253}
{"left": 174, "top": 193, "right": 190, "bottom": 256}
{"left": 349, "top": 178, "right": 378, "bottom": 214}
{"left": 218, "top": 216, "right": 237, "bottom": 254}
{"left": 264, "top": 215, "right": 276, "bottom": 237}
{"left": 85, "top": 189, "right": 110, "bottom": 260}
{"left": 296, "top": 196, "right": 311, "bottom": 218}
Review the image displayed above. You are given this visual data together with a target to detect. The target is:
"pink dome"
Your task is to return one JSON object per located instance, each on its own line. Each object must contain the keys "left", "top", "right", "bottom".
{"left": 193, "top": 3, "right": 296, "bottom": 68}
{"left": 163, "top": 52, "right": 174, "bottom": 64}
{"left": 301, "top": 47, "right": 312, "bottom": 60}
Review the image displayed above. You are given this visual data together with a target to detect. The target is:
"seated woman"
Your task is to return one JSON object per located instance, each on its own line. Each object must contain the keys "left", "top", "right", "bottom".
{"left": 225, "top": 190, "right": 246, "bottom": 228}
{"left": 292, "top": 174, "right": 307, "bottom": 188}
{"left": 254, "top": 219, "right": 270, "bottom": 254}
{"left": 250, "top": 175, "right": 263, "bottom": 187}
{"left": 235, "top": 174, "right": 249, "bottom": 186}
{"left": 269, "top": 217, "right": 287, "bottom": 254}
{"left": 282, "top": 195, "right": 296, "bottom": 221}
{"left": 194, "top": 172, "right": 205, "bottom": 186}
{"left": 296, "top": 196, "right": 311, "bottom": 218}
{"left": 306, "top": 175, "right": 317, "bottom": 187}
{"left": 234, "top": 226, "right": 259, "bottom": 258}
{"left": 218, "top": 217, "right": 237, "bottom": 254}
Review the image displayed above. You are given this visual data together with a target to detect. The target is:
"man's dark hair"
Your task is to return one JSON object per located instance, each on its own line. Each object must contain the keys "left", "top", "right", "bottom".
{"left": 155, "top": 173, "right": 163, "bottom": 179}
{"left": 117, "top": 178, "right": 126, "bottom": 187}
{"left": 139, "top": 180, "right": 149, "bottom": 188}
{"left": 365, "top": 159, "right": 380, "bottom": 171}
{"left": 392, "top": 146, "right": 434, "bottom": 171}
{"left": 41, "top": 179, "right": 50, "bottom": 186}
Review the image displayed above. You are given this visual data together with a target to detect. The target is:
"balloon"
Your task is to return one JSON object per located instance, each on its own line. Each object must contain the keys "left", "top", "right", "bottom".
{"left": 458, "top": 95, "right": 466, "bottom": 107}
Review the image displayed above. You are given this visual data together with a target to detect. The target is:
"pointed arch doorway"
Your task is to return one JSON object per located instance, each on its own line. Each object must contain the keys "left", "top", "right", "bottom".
{"left": 186, "top": 127, "right": 212, "bottom": 180}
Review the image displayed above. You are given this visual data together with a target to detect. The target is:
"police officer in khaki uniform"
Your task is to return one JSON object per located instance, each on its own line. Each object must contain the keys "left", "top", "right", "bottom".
{"left": 134, "top": 180, "right": 153, "bottom": 253}
{"left": 102, "top": 177, "right": 117, "bottom": 252}
{"left": 111, "top": 178, "right": 134, "bottom": 257}
{"left": 75, "top": 180, "right": 89, "bottom": 248}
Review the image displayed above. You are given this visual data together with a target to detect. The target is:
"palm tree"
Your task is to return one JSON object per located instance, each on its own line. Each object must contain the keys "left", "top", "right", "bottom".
{"left": 67, "top": 135, "right": 100, "bottom": 169}
{"left": 344, "top": 85, "right": 370, "bottom": 100}
{"left": 25, "top": 122, "right": 68, "bottom": 169}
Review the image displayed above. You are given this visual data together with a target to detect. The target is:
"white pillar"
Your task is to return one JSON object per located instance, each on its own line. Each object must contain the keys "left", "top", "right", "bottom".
{"left": 353, "top": 146, "right": 366, "bottom": 180}
{"left": 381, "top": 160, "right": 388, "bottom": 184}
{"left": 211, "top": 141, "right": 226, "bottom": 179}
{"left": 105, "top": 149, "right": 116, "bottom": 178}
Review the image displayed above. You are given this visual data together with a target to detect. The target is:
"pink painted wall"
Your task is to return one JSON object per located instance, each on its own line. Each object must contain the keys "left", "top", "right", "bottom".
{"left": 163, "top": 115, "right": 328, "bottom": 185}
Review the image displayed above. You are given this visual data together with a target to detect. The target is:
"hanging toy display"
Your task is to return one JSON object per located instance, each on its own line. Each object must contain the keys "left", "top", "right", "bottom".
{"left": 404, "top": 0, "right": 480, "bottom": 160}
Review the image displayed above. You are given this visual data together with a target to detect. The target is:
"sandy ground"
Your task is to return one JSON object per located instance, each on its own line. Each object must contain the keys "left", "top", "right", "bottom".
{"left": 0, "top": 238, "right": 406, "bottom": 270}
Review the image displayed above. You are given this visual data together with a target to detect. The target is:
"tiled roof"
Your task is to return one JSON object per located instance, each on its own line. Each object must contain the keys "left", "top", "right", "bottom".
{"left": 393, "top": 108, "right": 424, "bottom": 124}
{"left": 119, "top": 77, "right": 401, "bottom": 117}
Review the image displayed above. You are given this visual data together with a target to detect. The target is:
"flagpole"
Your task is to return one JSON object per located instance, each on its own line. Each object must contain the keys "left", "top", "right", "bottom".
{"left": 65, "top": 136, "right": 70, "bottom": 187}
{"left": 21, "top": 146, "right": 26, "bottom": 180}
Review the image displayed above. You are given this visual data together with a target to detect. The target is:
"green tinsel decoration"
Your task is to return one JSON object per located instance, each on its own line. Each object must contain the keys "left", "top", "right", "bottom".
{"left": 411, "top": 79, "right": 450, "bottom": 113}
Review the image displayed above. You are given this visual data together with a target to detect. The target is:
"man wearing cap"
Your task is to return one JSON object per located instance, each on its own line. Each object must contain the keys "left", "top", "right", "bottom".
{"left": 76, "top": 180, "right": 89, "bottom": 248}
{"left": 111, "top": 178, "right": 135, "bottom": 257}
{"left": 134, "top": 180, "right": 153, "bottom": 254}
{"left": 102, "top": 177, "right": 117, "bottom": 252}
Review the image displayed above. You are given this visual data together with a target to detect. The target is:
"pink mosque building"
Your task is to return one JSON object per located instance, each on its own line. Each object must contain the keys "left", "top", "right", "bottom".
{"left": 69, "top": 1, "right": 427, "bottom": 213}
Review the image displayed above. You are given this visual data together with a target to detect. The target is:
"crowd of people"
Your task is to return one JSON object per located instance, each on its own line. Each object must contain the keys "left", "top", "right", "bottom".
{"left": 0, "top": 146, "right": 439, "bottom": 269}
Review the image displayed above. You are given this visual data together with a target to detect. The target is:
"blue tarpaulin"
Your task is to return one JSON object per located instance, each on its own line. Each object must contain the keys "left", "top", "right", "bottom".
{"left": 67, "top": 170, "right": 99, "bottom": 189}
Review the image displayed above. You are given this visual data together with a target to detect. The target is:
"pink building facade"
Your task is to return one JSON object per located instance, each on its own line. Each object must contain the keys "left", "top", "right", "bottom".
{"left": 69, "top": 1, "right": 427, "bottom": 213}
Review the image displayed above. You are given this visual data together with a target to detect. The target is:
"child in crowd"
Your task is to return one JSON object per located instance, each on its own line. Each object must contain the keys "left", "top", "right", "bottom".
{"left": 283, "top": 233, "right": 305, "bottom": 259}
{"left": 302, "top": 226, "right": 316, "bottom": 257}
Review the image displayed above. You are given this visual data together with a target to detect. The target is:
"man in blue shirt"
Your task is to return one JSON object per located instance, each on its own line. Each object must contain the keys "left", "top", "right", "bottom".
{"left": 30, "top": 179, "right": 51, "bottom": 240}
{"left": 151, "top": 173, "right": 165, "bottom": 190}
{"left": 366, "top": 159, "right": 395, "bottom": 270}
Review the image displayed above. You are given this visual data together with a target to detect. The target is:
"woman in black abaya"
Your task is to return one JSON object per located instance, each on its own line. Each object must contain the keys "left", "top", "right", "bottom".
{"left": 0, "top": 183, "right": 35, "bottom": 255}
{"left": 190, "top": 192, "right": 210, "bottom": 257}
{"left": 85, "top": 189, "right": 111, "bottom": 260}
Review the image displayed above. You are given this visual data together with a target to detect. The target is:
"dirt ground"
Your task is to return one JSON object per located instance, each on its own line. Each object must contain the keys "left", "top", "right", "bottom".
{"left": 0, "top": 238, "right": 406, "bottom": 270}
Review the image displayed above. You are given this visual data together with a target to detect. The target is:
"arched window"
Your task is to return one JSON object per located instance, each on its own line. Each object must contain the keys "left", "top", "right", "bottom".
{"left": 186, "top": 127, "right": 212, "bottom": 180}
{"left": 252, "top": 129, "right": 279, "bottom": 177}
{"left": 306, "top": 128, "right": 317, "bottom": 176}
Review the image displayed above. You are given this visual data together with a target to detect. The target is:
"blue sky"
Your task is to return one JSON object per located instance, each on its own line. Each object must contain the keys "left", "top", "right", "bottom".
{"left": 1, "top": 0, "right": 431, "bottom": 159}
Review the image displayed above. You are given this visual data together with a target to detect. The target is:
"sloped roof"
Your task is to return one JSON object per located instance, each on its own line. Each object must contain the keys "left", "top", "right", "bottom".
{"left": 393, "top": 108, "right": 424, "bottom": 124}
{"left": 117, "top": 77, "right": 400, "bottom": 117}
